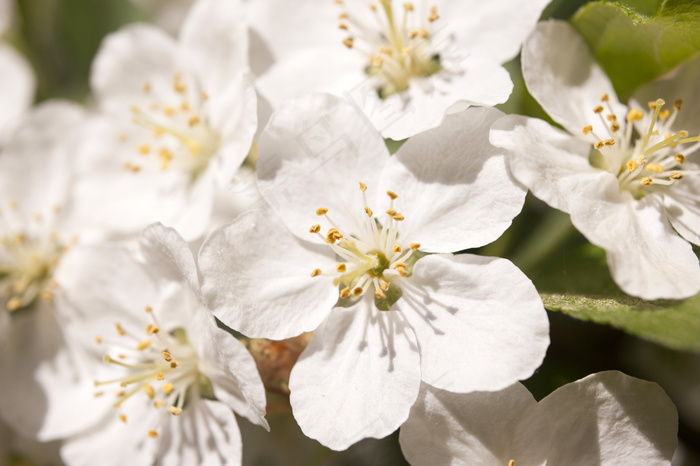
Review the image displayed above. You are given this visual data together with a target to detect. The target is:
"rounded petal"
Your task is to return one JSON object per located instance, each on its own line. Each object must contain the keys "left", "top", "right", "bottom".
{"left": 541, "top": 371, "right": 678, "bottom": 466}
{"left": 0, "top": 43, "right": 35, "bottom": 144}
{"left": 438, "top": 0, "right": 551, "bottom": 64}
{"left": 158, "top": 398, "right": 242, "bottom": 466}
{"left": 398, "top": 254, "right": 549, "bottom": 392}
{"left": 522, "top": 20, "right": 626, "bottom": 138}
{"left": 570, "top": 180, "right": 700, "bottom": 300}
{"left": 664, "top": 186, "right": 700, "bottom": 245}
{"left": 380, "top": 107, "right": 525, "bottom": 252}
{"left": 490, "top": 114, "right": 604, "bottom": 214}
{"left": 198, "top": 209, "right": 337, "bottom": 339}
{"left": 289, "top": 298, "right": 421, "bottom": 451}
{"left": 399, "top": 382, "right": 548, "bottom": 466}
{"left": 179, "top": 0, "right": 248, "bottom": 95}
{"left": 256, "top": 93, "right": 390, "bottom": 241}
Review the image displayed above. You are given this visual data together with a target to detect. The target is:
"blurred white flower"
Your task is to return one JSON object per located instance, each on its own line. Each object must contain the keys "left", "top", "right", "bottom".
{"left": 74, "top": 0, "right": 257, "bottom": 240}
{"left": 490, "top": 20, "right": 700, "bottom": 300}
{"left": 56, "top": 224, "right": 268, "bottom": 466}
{"left": 250, "top": 0, "right": 549, "bottom": 140}
{"left": 198, "top": 94, "right": 549, "bottom": 450}
{"left": 400, "top": 371, "right": 678, "bottom": 465}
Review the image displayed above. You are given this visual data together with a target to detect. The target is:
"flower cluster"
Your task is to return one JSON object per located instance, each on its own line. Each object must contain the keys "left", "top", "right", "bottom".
{"left": 0, "top": 0, "right": 691, "bottom": 465}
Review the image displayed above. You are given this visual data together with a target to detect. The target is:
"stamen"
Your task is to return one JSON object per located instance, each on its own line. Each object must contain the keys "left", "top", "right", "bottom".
{"left": 316, "top": 208, "right": 329, "bottom": 216}
{"left": 336, "top": 263, "right": 347, "bottom": 273}
{"left": 645, "top": 164, "right": 664, "bottom": 173}
{"left": 311, "top": 269, "right": 322, "bottom": 277}
{"left": 409, "top": 243, "right": 420, "bottom": 250}
{"left": 670, "top": 172, "right": 683, "bottom": 181}
{"left": 119, "top": 414, "right": 127, "bottom": 423}
{"left": 310, "top": 224, "right": 321, "bottom": 234}
{"left": 627, "top": 161, "right": 637, "bottom": 172}
{"left": 169, "top": 407, "right": 182, "bottom": 415}
{"left": 582, "top": 126, "right": 593, "bottom": 135}
{"left": 641, "top": 177, "right": 653, "bottom": 186}
{"left": 147, "top": 430, "right": 158, "bottom": 438}
{"left": 676, "top": 154, "right": 685, "bottom": 164}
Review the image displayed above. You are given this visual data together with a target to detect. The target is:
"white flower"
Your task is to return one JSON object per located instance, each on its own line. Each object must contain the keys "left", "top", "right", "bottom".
{"left": 0, "top": 0, "right": 35, "bottom": 146}
{"left": 490, "top": 20, "right": 700, "bottom": 300}
{"left": 73, "top": 0, "right": 257, "bottom": 240}
{"left": 55, "top": 224, "right": 268, "bottom": 466}
{"left": 250, "top": 0, "right": 550, "bottom": 140}
{"left": 198, "top": 94, "right": 549, "bottom": 450}
{"left": 400, "top": 371, "right": 678, "bottom": 465}
{"left": 0, "top": 102, "right": 107, "bottom": 442}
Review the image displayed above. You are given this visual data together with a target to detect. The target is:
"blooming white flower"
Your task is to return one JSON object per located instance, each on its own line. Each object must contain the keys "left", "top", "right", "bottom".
{"left": 0, "top": 0, "right": 35, "bottom": 146}
{"left": 400, "top": 371, "right": 678, "bottom": 465}
{"left": 198, "top": 94, "right": 549, "bottom": 450}
{"left": 250, "top": 0, "right": 550, "bottom": 140}
{"left": 490, "top": 20, "right": 700, "bottom": 300}
{"left": 54, "top": 223, "right": 268, "bottom": 466}
{"left": 0, "top": 102, "right": 107, "bottom": 442}
{"left": 73, "top": 0, "right": 257, "bottom": 240}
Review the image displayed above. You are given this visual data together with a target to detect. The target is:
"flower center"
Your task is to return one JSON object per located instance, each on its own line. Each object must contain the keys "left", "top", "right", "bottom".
{"left": 337, "top": 1, "right": 442, "bottom": 98}
{"left": 582, "top": 94, "right": 700, "bottom": 199}
{"left": 93, "top": 306, "right": 208, "bottom": 438}
{"left": 120, "top": 73, "right": 220, "bottom": 180}
{"left": 309, "top": 182, "right": 422, "bottom": 311}
{"left": 0, "top": 201, "right": 65, "bottom": 312}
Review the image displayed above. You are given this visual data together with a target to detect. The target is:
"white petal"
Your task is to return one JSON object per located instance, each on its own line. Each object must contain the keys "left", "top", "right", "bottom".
{"left": 380, "top": 107, "right": 525, "bottom": 252}
{"left": 91, "top": 24, "right": 182, "bottom": 116}
{"left": 179, "top": 0, "right": 248, "bottom": 96}
{"left": 289, "top": 298, "right": 421, "bottom": 451}
{"left": 541, "top": 371, "right": 678, "bottom": 466}
{"left": 399, "top": 382, "right": 548, "bottom": 466}
{"left": 0, "top": 43, "right": 34, "bottom": 144}
{"left": 359, "top": 56, "right": 512, "bottom": 141}
{"left": 398, "top": 254, "right": 548, "bottom": 392}
{"left": 198, "top": 209, "right": 337, "bottom": 339}
{"left": 522, "top": 20, "right": 626, "bottom": 138}
{"left": 570, "top": 180, "right": 700, "bottom": 300}
{"left": 438, "top": 0, "right": 551, "bottom": 64}
{"left": 664, "top": 186, "right": 700, "bottom": 245}
{"left": 140, "top": 222, "right": 202, "bottom": 299}
{"left": 158, "top": 398, "right": 242, "bottom": 466}
{"left": 256, "top": 93, "right": 390, "bottom": 241}
{"left": 490, "top": 114, "right": 604, "bottom": 214}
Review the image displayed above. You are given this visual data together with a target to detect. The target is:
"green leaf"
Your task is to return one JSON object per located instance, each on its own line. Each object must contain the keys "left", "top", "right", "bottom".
{"left": 572, "top": 0, "right": 700, "bottom": 98}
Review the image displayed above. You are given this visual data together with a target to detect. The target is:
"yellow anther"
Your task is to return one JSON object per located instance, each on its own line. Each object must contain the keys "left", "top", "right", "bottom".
{"left": 364, "top": 207, "right": 373, "bottom": 217}
{"left": 180, "top": 101, "right": 190, "bottom": 111}
{"left": 601, "top": 93, "right": 609, "bottom": 102}
{"left": 404, "top": 2, "right": 414, "bottom": 11}
{"left": 310, "top": 224, "right": 321, "bottom": 233}
{"left": 385, "top": 209, "right": 397, "bottom": 216}
{"left": 137, "top": 340, "right": 153, "bottom": 351}
{"left": 340, "top": 288, "right": 351, "bottom": 298}
{"left": 637, "top": 155, "right": 648, "bottom": 165}
{"left": 359, "top": 182, "right": 367, "bottom": 191}
{"left": 343, "top": 37, "right": 354, "bottom": 49}
{"left": 606, "top": 114, "right": 617, "bottom": 121}
{"left": 594, "top": 141, "right": 605, "bottom": 150}
{"left": 119, "top": 414, "right": 127, "bottom": 423}
{"left": 379, "top": 279, "right": 389, "bottom": 291}
{"left": 675, "top": 154, "right": 686, "bottom": 164}
{"left": 646, "top": 163, "right": 664, "bottom": 173}
{"left": 164, "top": 107, "right": 177, "bottom": 116}
{"left": 339, "top": 12, "right": 348, "bottom": 19}
{"left": 143, "top": 82, "right": 151, "bottom": 93}
{"left": 7, "top": 296, "right": 21, "bottom": 311}
{"left": 409, "top": 243, "right": 420, "bottom": 250}
{"left": 508, "top": 461, "right": 515, "bottom": 466}
{"left": 156, "top": 372, "right": 165, "bottom": 381}
{"left": 641, "top": 177, "right": 653, "bottom": 186}
{"left": 188, "top": 116, "right": 200, "bottom": 127}
{"left": 186, "top": 139, "right": 200, "bottom": 155}
{"left": 169, "top": 407, "right": 183, "bottom": 415}
{"left": 660, "top": 109, "right": 670, "bottom": 119}
{"left": 146, "top": 324, "right": 159, "bottom": 335}
{"left": 582, "top": 126, "right": 593, "bottom": 134}
{"left": 604, "top": 139, "right": 615, "bottom": 146}
{"left": 627, "top": 161, "right": 638, "bottom": 172}
{"left": 627, "top": 109, "right": 644, "bottom": 121}
{"left": 670, "top": 172, "right": 683, "bottom": 181}
{"left": 674, "top": 99, "right": 683, "bottom": 111}
{"left": 408, "top": 29, "right": 419, "bottom": 39}
{"left": 118, "top": 133, "right": 128, "bottom": 142}
{"left": 316, "top": 208, "right": 328, "bottom": 216}
{"left": 610, "top": 122, "right": 620, "bottom": 132}
{"left": 116, "top": 390, "right": 125, "bottom": 397}
{"left": 311, "top": 269, "right": 322, "bottom": 277}
{"left": 170, "top": 361, "right": 178, "bottom": 369}
{"left": 114, "top": 323, "right": 126, "bottom": 336}
{"left": 145, "top": 306, "right": 153, "bottom": 313}
{"left": 419, "top": 28, "right": 429, "bottom": 39}
{"left": 336, "top": 263, "right": 347, "bottom": 273}
{"left": 144, "top": 385, "right": 155, "bottom": 399}
{"left": 395, "top": 264, "right": 408, "bottom": 277}
{"left": 173, "top": 74, "right": 186, "bottom": 93}
{"left": 94, "top": 391, "right": 104, "bottom": 397}
{"left": 162, "top": 350, "right": 172, "bottom": 362}
{"left": 428, "top": 5, "right": 439, "bottom": 21}
{"left": 95, "top": 335, "right": 103, "bottom": 344}
{"left": 593, "top": 106, "right": 604, "bottom": 114}
{"left": 375, "top": 288, "right": 387, "bottom": 299}
{"left": 138, "top": 144, "right": 151, "bottom": 155}
{"left": 392, "top": 245, "right": 402, "bottom": 253}
{"left": 154, "top": 401, "right": 164, "bottom": 408}
{"left": 371, "top": 55, "right": 384, "bottom": 68}
{"left": 353, "top": 287, "right": 363, "bottom": 296}
{"left": 163, "top": 383, "right": 174, "bottom": 394}
{"left": 201, "top": 91, "right": 209, "bottom": 101}
{"left": 147, "top": 430, "right": 158, "bottom": 438}
{"left": 339, "top": 23, "right": 348, "bottom": 30}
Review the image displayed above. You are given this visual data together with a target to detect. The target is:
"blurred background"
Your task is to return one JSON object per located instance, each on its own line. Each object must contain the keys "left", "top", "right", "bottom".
{"left": 2, "top": 0, "right": 700, "bottom": 464}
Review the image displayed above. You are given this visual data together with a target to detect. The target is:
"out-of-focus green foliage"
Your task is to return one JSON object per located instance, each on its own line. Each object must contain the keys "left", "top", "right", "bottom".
{"left": 572, "top": 0, "right": 700, "bottom": 99}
